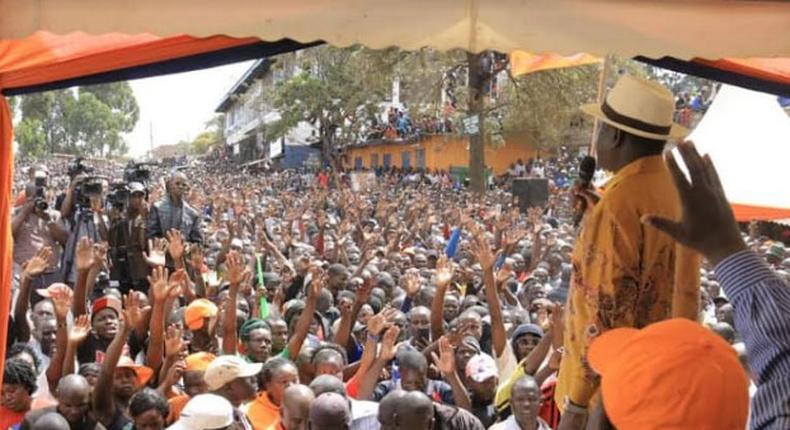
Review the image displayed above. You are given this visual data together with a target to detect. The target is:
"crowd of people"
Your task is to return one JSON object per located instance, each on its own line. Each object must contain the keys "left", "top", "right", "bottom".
{"left": 366, "top": 107, "right": 456, "bottom": 142}
{"left": 4, "top": 74, "right": 789, "bottom": 430}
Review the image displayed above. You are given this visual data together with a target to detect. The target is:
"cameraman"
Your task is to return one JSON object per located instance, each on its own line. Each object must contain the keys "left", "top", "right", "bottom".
{"left": 108, "top": 182, "right": 149, "bottom": 293}
{"left": 59, "top": 177, "right": 109, "bottom": 286}
{"left": 12, "top": 182, "right": 68, "bottom": 287}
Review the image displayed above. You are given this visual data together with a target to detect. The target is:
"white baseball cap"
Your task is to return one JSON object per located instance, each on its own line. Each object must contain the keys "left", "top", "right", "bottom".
{"left": 203, "top": 355, "right": 262, "bottom": 391}
{"left": 167, "top": 394, "right": 233, "bottom": 430}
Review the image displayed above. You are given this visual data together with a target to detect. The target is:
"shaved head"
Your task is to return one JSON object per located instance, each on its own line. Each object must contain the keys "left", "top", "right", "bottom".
{"left": 56, "top": 375, "right": 92, "bottom": 424}
{"left": 32, "top": 412, "right": 70, "bottom": 430}
{"left": 309, "top": 374, "right": 346, "bottom": 398}
{"left": 379, "top": 390, "right": 407, "bottom": 430}
{"left": 397, "top": 391, "right": 434, "bottom": 430}
{"left": 282, "top": 384, "right": 314, "bottom": 430}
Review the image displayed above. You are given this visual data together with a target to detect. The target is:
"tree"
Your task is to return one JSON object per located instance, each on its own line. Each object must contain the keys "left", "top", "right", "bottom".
{"left": 498, "top": 64, "right": 600, "bottom": 151}
{"left": 264, "top": 45, "right": 394, "bottom": 165}
{"left": 15, "top": 82, "right": 139, "bottom": 158}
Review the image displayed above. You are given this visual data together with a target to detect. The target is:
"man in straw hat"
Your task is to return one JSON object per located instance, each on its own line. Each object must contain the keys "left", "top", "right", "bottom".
{"left": 555, "top": 75, "right": 700, "bottom": 429}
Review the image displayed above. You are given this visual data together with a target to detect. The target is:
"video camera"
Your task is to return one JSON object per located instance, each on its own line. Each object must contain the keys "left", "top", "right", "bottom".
{"left": 124, "top": 161, "right": 158, "bottom": 185}
{"left": 33, "top": 171, "right": 48, "bottom": 211}
{"left": 67, "top": 156, "right": 95, "bottom": 177}
{"left": 74, "top": 176, "right": 105, "bottom": 210}
{"left": 106, "top": 182, "right": 130, "bottom": 210}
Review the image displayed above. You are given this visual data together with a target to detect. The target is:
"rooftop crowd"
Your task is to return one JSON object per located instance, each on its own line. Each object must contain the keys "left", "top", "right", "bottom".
{"left": 4, "top": 75, "right": 790, "bottom": 430}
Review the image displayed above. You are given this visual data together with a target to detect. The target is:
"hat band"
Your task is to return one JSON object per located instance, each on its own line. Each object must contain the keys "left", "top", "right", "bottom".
{"left": 601, "top": 100, "right": 671, "bottom": 136}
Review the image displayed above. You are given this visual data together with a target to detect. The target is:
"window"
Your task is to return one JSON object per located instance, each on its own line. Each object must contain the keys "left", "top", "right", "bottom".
{"left": 370, "top": 153, "right": 379, "bottom": 168}
{"left": 383, "top": 153, "right": 392, "bottom": 168}
{"left": 416, "top": 149, "right": 426, "bottom": 169}
{"left": 354, "top": 157, "right": 363, "bottom": 169}
{"left": 401, "top": 151, "right": 411, "bottom": 168}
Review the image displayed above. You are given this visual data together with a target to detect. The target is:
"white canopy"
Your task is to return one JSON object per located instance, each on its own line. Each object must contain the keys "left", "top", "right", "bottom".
{"left": 689, "top": 84, "right": 790, "bottom": 221}
{"left": 3, "top": 0, "right": 790, "bottom": 58}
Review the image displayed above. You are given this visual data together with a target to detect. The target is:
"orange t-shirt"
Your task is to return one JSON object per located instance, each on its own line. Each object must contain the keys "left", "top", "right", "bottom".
{"left": 167, "top": 394, "right": 191, "bottom": 424}
{"left": 243, "top": 392, "right": 280, "bottom": 430}
{"left": 0, "top": 405, "right": 26, "bottom": 429}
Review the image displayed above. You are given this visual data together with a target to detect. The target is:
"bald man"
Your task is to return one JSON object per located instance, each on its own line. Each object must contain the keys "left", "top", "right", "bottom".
{"left": 31, "top": 413, "right": 70, "bottom": 430}
{"left": 278, "top": 384, "right": 314, "bottom": 430}
{"left": 378, "top": 391, "right": 435, "bottom": 430}
{"left": 378, "top": 390, "right": 406, "bottom": 430}
{"left": 147, "top": 171, "right": 202, "bottom": 243}
{"left": 309, "top": 393, "right": 351, "bottom": 430}
{"left": 20, "top": 375, "right": 105, "bottom": 430}
{"left": 308, "top": 375, "right": 378, "bottom": 430}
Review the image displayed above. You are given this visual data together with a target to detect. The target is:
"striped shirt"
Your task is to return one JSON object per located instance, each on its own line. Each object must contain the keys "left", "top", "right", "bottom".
{"left": 716, "top": 250, "right": 790, "bottom": 430}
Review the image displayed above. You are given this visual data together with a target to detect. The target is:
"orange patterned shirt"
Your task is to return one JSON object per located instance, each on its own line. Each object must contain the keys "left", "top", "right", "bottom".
{"left": 555, "top": 155, "right": 699, "bottom": 408}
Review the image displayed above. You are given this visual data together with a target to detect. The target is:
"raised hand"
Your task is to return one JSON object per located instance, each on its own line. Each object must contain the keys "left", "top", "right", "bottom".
{"left": 470, "top": 233, "right": 496, "bottom": 272}
{"left": 74, "top": 237, "right": 95, "bottom": 271}
{"left": 403, "top": 271, "right": 422, "bottom": 298}
{"left": 164, "top": 325, "right": 185, "bottom": 358}
{"left": 49, "top": 284, "right": 74, "bottom": 320}
{"left": 379, "top": 325, "right": 401, "bottom": 361}
{"left": 189, "top": 244, "right": 204, "bottom": 269}
{"left": 368, "top": 307, "right": 399, "bottom": 336}
{"left": 642, "top": 141, "right": 746, "bottom": 266}
{"left": 166, "top": 229, "right": 185, "bottom": 261}
{"left": 167, "top": 269, "right": 187, "bottom": 299}
{"left": 431, "top": 336, "right": 456, "bottom": 376}
{"left": 23, "top": 247, "right": 52, "bottom": 278}
{"left": 68, "top": 314, "right": 91, "bottom": 345}
{"left": 163, "top": 360, "right": 186, "bottom": 388}
{"left": 355, "top": 278, "right": 373, "bottom": 304}
{"left": 147, "top": 265, "right": 171, "bottom": 302}
{"left": 144, "top": 238, "right": 169, "bottom": 267}
{"left": 92, "top": 242, "right": 109, "bottom": 271}
{"left": 308, "top": 268, "right": 325, "bottom": 301}
{"left": 124, "top": 292, "right": 145, "bottom": 329}
{"left": 225, "top": 250, "right": 249, "bottom": 286}
{"left": 435, "top": 255, "right": 454, "bottom": 288}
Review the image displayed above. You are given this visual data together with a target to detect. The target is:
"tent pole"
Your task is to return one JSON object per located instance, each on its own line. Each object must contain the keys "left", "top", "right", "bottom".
{"left": 0, "top": 96, "right": 15, "bottom": 387}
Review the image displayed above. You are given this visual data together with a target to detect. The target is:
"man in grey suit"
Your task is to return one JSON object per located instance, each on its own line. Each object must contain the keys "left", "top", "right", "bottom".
{"left": 147, "top": 171, "right": 203, "bottom": 244}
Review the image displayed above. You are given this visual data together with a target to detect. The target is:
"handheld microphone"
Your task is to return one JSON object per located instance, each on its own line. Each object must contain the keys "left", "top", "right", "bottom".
{"left": 573, "top": 156, "right": 596, "bottom": 227}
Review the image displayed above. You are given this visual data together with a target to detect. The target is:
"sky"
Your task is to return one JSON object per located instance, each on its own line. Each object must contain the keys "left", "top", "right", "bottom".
{"left": 124, "top": 60, "right": 255, "bottom": 158}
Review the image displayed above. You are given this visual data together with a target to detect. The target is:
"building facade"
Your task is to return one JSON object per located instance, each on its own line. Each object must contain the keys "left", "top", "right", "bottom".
{"left": 215, "top": 59, "right": 320, "bottom": 168}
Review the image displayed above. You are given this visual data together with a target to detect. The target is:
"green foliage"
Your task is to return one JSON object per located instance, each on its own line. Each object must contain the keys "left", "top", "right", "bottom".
{"left": 15, "top": 82, "right": 139, "bottom": 158}
{"left": 499, "top": 64, "right": 600, "bottom": 150}
{"left": 264, "top": 46, "right": 394, "bottom": 160}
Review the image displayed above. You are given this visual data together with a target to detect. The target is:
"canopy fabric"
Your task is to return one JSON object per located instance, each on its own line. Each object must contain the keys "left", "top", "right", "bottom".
{"left": 639, "top": 57, "right": 790, "bottom": 97}
{"left": 3, "top": 0, "right": 790, "bottom": 59}
{"left": 688, "top": 84, "right": 790, "bottom": 221}
{"left": 0, "top": 32, "right": 316, "bottom": 95}
{"left": 510, "top": 51, "right": 601, "bottom": 76}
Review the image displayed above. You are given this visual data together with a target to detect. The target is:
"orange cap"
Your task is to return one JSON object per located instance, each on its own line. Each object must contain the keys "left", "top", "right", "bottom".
{"left": 185, "top": 352, "right": 216, "bottom": 372}
{"left": 117, "top": 356, "right": 154, "bottom": 388}
{"left": 184, "top": 299, "right": 218, "bottom": 331}
{"left": 588, "top": 318, "right": 749, "bottom": 430}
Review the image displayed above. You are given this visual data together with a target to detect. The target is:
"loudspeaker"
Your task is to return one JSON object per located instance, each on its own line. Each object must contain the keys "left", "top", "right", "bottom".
{"left": 512, "top": 178, "right": 549, "bottom": 212}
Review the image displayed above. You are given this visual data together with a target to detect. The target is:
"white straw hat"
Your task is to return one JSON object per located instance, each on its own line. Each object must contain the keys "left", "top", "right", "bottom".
{"left": 581, "top": 75, "right": 689, "bottom": 140}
